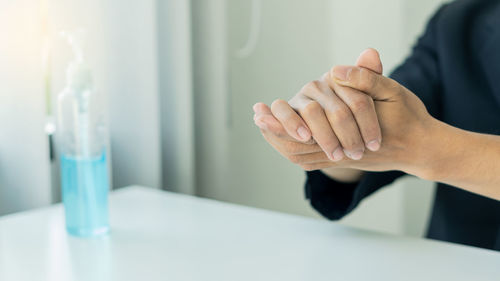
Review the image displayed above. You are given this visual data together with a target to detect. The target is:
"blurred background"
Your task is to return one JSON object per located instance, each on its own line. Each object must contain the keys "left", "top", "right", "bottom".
{"left": 0, "top": 0, "right": 446, "bottom": 237}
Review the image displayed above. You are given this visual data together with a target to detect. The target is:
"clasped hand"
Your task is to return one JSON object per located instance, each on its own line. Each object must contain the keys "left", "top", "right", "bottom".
{"left": 253, "top": 49, "right": 438, "bottom": 180}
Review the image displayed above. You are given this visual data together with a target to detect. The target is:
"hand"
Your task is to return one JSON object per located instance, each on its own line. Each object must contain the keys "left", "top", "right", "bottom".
{"left": 325, "top": 62, "right": 438, "bottom": 177}
{"left": 253, "top": 50, "right": 383, "bottom": 179}
{"left": 253, "top": 102, "right": 327, "bottom": 170}
{"left": 333, "top": 61, "right": 500, "bottom": 200}
{"left": 257, "top": 49, "right": 384, "bottom": 161}
{"left": 254, "top": 48, "right": 438, "bottom": 179}
{"left": 253, "top": 102, "right": 364, "bottom": 182}
{"left": 255, "top": 48, "right": 500, "bottom": 200}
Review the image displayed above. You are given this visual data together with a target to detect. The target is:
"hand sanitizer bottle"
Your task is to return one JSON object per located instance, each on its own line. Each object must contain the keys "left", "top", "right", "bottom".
{"left": 57, "top": 31, "right": 110, "bottom": 237}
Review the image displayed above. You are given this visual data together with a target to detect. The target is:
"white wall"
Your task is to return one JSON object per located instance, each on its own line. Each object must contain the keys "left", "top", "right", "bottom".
{"left": 101, "top": 0, "right": 162, "bottom": 190}
{"left": 193, "top": 0, "right": 333, "bottom": 218}
{"left": 193, "top": 0, "right": 444, "bottom": 236}
{"left": 0, "top": 0, "right": 52, "bottom": 214}
{"left": 157, "top": 0, "right": 196, "bottom": 194}
{"left": 191, "top": 0, "right": 232, "bottom": 201}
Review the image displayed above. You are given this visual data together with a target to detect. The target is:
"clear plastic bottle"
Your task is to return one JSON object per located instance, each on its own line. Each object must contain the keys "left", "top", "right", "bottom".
{"left": 57, "top": 31, "right": 110, "bottom": 237}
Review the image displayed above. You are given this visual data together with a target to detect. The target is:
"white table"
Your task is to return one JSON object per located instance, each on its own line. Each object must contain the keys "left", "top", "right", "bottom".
{"left": 0, "top": 186, "right": 499, "bottom": 281}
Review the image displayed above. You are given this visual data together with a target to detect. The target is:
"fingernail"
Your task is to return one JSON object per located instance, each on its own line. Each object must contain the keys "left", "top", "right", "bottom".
{"left": 366, "top": 140, "right": 380, "bottom": 151}
{"left": 332, "top": 65, "right": 352, "bottom": 81}
{"left": 332, "top": 147, "right": 344, "bottom": 162}
{"left": 344, "top": 149, "right": 363, "bottom": 160}
{"left": 297, "top": 126, "right": 310, "bottom": 141}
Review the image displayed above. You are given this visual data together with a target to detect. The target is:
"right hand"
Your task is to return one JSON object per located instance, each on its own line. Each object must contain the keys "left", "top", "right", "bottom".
{"left": 253, "top": 49, "right": 384, "bottom": 170}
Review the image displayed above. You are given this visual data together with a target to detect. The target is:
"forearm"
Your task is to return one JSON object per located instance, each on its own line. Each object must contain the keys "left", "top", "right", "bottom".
{"left": 320, "top": 167, "right": 364, "bottom": 183}
{"left": 420, "top": 120, "right": 500, "bottom": 200}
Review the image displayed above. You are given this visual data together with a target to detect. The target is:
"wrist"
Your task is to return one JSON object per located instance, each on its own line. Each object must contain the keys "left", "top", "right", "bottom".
{"left": 409, "top": 118, "right": 465, "bottom": 181}
{"left": 320, "top": 167, "right": 363, "bottom": 183}
{"left": 398, "top": 116, "right": 442, "bottom": 179}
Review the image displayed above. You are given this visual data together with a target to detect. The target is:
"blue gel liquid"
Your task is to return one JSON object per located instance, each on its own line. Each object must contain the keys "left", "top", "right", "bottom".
{"left": 61, "top": 152, "right": 110, "bottom": 237}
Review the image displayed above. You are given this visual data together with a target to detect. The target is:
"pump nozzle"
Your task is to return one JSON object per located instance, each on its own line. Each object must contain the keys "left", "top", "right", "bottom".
{"left": 61, "top": 30, "right": 91, "bottom": 91}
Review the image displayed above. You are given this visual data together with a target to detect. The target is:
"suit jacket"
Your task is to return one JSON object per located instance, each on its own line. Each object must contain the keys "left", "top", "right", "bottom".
{"left": 305, "top": 0, "right": 500, "bottom": 250}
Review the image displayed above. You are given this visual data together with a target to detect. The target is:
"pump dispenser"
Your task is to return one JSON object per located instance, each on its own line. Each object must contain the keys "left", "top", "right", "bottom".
{"left": 57, "top": 31, "right": 110, "bottom": 237}
{"left": 65, "top": 32, "right": 91, "bottom": 92}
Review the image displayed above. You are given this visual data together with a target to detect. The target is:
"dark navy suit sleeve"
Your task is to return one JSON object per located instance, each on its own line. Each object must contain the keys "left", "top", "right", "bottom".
{"left": 305, "top": 5, "right": 448, "bottom": 220}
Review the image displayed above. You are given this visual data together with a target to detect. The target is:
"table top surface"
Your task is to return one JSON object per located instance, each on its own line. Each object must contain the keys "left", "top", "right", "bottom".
{"left": 0, "top": 186, "right": 499, "bottom": 281}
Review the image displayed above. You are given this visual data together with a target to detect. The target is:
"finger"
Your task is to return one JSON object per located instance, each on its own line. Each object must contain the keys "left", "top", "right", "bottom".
{"left": 260, "top": 128, "right": 291, "bottom": 160}
{"left": 254, "top": 102, "right": 315, "bottom": 144}
{"left": 262, "top": 130, "right": 323, "bottom": 155}
{"left": 288, "top": 151, "right": 331, "bottom": 165}
{"left": 253, "top": 102, "right": 291, "bottom": 137}
{"left": 294, "top": 99, "right": 344, "bottom": 162}
{"left": 320, "top": 48, "right": 383, "bottom": 93}
{"left": 301, "top": 162, "right": 337, "bottom": 172}
{"left": 271, "top": 99, "right": 312, "bottom": 142}
{"left": 355, "top": 48, "right": 383, "bottom": 74}
{"left": 253, "top": 102, "right": 276, "bottom": 127}
{"left": 321, "top": 49, "right": 383, "bottom": 151}
{"left": 255, "top": 110, "right": 316, "bottom": 144}
{"left": 253, "top": 102, "right": 272, "bottom": 115}
{"left": 331, "top": 65, "right": 400, "bottom": 101}
{"left": 330, "top": 83, "right": 382, "bottom": 151}
{"left": 260, "top": 129, "right": 323, "bottom": 166}
{"left": 299, "top": 81, "right": 365, "bottom": 160}
{"left": 254, "top": 111, "right": 284, "bottom": 134}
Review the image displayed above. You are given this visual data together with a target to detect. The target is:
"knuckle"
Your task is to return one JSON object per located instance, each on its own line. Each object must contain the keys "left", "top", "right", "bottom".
{"left": 302, "top": 101, "right": 322, "bottom": 116}
{"left": 302, "top": 80, "right": 321, "bottom": 92}
{"left": 386, "top": 78, "right": 401, "bottom": 92}
{"left": 271, "top": 99, "right": 287, "bottom": 111}
{"left": 358, "top": 68, "right": 377, "bottom": 90}
{"left": 288, "top": 96, "right": 300, "bottom": 108}
{"left": 331, "top": 106, "right": 350, "bottom": 123}
{"left": 349, "top": 96, "right": 371, "bottom": 113}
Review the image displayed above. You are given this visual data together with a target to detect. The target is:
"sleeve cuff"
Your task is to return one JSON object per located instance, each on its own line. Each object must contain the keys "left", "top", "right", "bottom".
{"left": 305, "top": 170, "right": 360, "bottom": 220}
{"left": 305, "top": 170, "right": 406, "bottom": 220}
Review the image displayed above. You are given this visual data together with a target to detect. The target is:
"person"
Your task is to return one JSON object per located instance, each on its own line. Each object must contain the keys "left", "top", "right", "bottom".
{"left": 253, "top": 0, "right": 500, "bottom": 251}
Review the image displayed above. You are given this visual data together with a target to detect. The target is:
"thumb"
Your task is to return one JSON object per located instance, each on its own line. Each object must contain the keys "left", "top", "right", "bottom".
{"left": 355, "top": 48, "right": 383, "bottom": 74}
{"left": 331, "top": 48, "right": 397, "bottom": 101}
{"left": 331, "top": 64, "right": 399, "bottom": 101}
